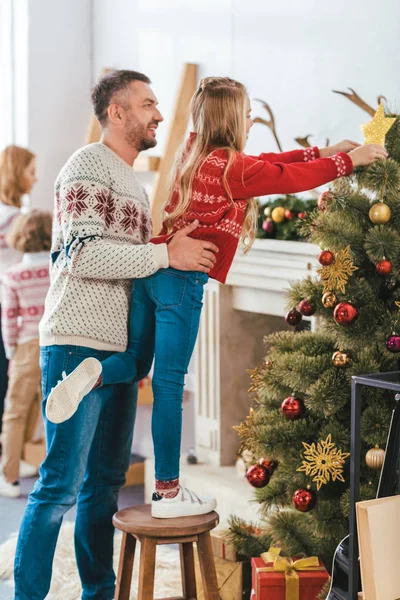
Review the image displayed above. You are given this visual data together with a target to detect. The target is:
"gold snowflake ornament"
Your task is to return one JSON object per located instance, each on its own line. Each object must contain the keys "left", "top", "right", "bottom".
{"left": 247, "top": 367, "right": 265, "bottom": 392}
{"left": 234, "top": 408, "right": 256, "bottom": 439}
{"left": 317, "top": 246, "right": 358, "bottom": 294}
{"left": 297, "top": 434, "right": 350, "bottom": 490}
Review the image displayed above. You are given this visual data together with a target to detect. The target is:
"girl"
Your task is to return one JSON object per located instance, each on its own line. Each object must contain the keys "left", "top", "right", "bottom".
{"left": 0, "top": 210, "right": 51, "bottom": 497}
{"left": 0, "top": 146, "right": 37, "bottom": 451}
{"left": 45, "top": 77, "right": 386, "bottom": 518}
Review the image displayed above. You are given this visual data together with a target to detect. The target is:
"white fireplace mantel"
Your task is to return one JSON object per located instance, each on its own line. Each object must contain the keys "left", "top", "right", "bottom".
{"left": 226, "top": 238, "right": 321, "bottom": 317}
{"left": 194, "top": 238, "right": 322, "bottom": 468}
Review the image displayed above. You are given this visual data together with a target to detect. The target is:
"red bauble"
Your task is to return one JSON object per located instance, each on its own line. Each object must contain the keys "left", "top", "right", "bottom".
{"left": 281, "top": 396, "right": 305, "bottom": 420}
{"left": 333, "top": 302, "right": 358, "bottom": 327}
{"left": 317, "top": 191, "right": 334, "bottom": 211}
{"left": 298, "top": 299, "right": 316, "bottom": 316}
{"left": 386, "top": 335, "right": 400, "bottom": 353}
{"left": 318, "top": 250, "right": 335, "bottom": 266}
{"left": 285, "top": 308, "right": 302, "bottom": 326}
{"left": 284, "top": 209, "right": 294, "bottom": 220}
{"left": 262, "top": 219, "right": 275, "bottom": 233}
{"left": 298, "top": 212, "right": 306, "bottom": 219}
{"left": 292, "top": 488, "right": 316, "bottom": 512}
{"left": 376, "top": 260, "right": 392, "bottom": 276}
{"left": 258, "top": 458, "right": 279, "bottom": 474}
{"left": 246, "top": 464, "right": 270, "bottom": 488}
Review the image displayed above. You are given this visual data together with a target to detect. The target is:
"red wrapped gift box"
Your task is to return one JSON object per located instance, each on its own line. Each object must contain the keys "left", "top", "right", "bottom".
{"left": 251, "top": 556, "right": 329, "bottom": 600}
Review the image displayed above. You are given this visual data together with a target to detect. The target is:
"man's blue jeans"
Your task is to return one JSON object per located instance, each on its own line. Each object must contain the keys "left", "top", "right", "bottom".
{"left": 14, "top": 345, "right": 138, "bottom": 600}
{"left": 100, "top": 267, "right": 208, "bottom": 482}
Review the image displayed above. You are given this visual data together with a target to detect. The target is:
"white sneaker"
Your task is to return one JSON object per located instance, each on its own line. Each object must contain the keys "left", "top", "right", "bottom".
{"left": 45, "top": 357, "right": 102, "bottom": 424}
{"left": 0, "top": 475, "right": 20, "bottom": 498}
{"left": 151, "top": 486, "right": 217, "bottom": 519}
{"left": 19, "top": 460, "right": 38, "bottom": 478}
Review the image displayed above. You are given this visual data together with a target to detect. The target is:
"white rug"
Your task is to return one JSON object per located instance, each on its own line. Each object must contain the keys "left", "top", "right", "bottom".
{"left": 0, "top": 521, "right": 181, "bottom": 599}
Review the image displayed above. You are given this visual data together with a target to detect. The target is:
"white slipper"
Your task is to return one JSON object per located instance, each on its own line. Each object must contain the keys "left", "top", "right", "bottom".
{"left": 45, "top": 357, "right": 102, "bottom": 424}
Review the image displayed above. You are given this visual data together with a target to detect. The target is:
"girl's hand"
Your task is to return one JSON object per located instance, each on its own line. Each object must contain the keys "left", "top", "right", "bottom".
{"left": 320, "top": 140, "right": 360, "bottom": 157}
{"left": 349, "top": 144, "right": 388, "bottom": 167}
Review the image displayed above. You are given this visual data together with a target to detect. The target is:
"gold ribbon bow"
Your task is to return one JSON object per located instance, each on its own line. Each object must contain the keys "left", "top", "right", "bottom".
{"left": 256, "top": 547, "right": 325, "bottom": 600}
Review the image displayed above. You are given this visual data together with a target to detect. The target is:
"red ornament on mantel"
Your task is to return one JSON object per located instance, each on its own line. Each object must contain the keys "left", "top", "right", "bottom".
{"left": 292, "top": 488, "right": 316, "bottom": 512}
{"left": 284, "top": 209, "right": 295, "bottom": 220}
{"left": 262, "top": 219, "right": 275, "bottom": 234}
{"left": 298, "top": 211, "right": 306, "bottom": 219}
{"left": 333, "top": 302, "right": 358, "bottom": 326}
{"left": 298, "top": 299, "right": 316, "bottom": 316}
{"left": 318, "top": 250, "right": 335, "bottom": 266}
{"left": 376, "top": 259, "right": 392, "bottom": 276}
{"left": 285, "top": 308, "right": 302, "bottom": 326}
{"left": 317, "top": 191, "right": 334, "bottom": 211}
{"left": 246, "top": 464, "right": 270, "bottom": 488}
{"left": 386, "top": 335, "right": 400, "bottom": 353}
{"left": 281, "top": 396, "right": 305, "bottom": 420}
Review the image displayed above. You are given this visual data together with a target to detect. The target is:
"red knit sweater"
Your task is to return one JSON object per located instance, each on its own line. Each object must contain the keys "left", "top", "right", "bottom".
{"left": 152, "top": 134, "right": 353, "bottom": 283}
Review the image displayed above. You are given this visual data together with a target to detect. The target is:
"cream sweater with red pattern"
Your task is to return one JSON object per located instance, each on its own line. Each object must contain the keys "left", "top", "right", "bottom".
{"left": 39, "top": 143, "right": 169, "bottom": 352}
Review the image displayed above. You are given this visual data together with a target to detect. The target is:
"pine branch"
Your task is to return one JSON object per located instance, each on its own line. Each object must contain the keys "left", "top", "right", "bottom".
{"left": 227, "top": 515, "right": 272, "bottom": 559}
{"left": 264, "top": 509, "right": 318, "bottom": 557}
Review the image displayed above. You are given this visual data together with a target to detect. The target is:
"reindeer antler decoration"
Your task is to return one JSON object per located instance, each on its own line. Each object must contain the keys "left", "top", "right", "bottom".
{"left": 332, "top": 87, "right": 386, "bottom": 116}
{"left": 294, "top": 135, "right": 330, "bottom": 149}
{"left": 253, "top": 99, "right": 283, "bottom": 152}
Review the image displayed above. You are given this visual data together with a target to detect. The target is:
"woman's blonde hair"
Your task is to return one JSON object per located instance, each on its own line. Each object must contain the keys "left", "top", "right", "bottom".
{"left": 0, "top": 145, "right": 36, "bottom": 208}
{"left": 164, "top": 77, "right": 258, "bottom": 253}
{"left": 6, "top": 210, "right": 52, "bottom": 253}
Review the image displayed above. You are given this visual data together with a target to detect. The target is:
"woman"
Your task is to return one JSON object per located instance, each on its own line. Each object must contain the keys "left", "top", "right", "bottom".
{"left": 0, "top": 146, "right": 37, "bottom": 441}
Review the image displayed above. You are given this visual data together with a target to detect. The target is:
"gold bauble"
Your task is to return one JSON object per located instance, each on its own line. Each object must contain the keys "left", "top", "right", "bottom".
{"left": 369, "top": 202, "right": 391, "bottom": 224}
{"left": 365, "top": 446, "right": 385, "bottom": 470}
{"left": 332, "top": 350, "right": 350, "bottom": 367}
{"left": 271, "top": 206, "right": 286, "bottom": 223}
{"left": 322, "top": 291, "right": 337, "bottom": 308}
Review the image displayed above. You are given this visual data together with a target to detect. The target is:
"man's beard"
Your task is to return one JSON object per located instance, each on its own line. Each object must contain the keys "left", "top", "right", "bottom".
{"left": 124, "top": 112, "right": 157, "bottom": 152}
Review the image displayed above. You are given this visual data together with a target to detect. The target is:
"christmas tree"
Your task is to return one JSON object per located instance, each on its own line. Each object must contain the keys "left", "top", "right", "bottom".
{"left": 229, "top": 103, "right": 400, "bottom": 572}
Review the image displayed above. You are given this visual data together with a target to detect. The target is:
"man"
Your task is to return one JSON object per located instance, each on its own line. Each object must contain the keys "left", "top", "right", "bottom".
{"left": 14, "top": 70, "right": 218, "bottom": 600}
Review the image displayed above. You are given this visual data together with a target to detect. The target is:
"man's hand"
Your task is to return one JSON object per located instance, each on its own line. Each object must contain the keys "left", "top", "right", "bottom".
{"left": 320, "top": 140, "right": 360, "bottom": 157}
{"left": 168, "top": 220, "right": 218, "bottom": 273}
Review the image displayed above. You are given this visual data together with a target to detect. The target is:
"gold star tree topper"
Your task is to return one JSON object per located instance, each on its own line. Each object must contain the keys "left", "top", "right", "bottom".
{"left": 297, "top": 434, "right": 350, "bottom": 490}
{"left": 317, "top": 245, "right": 358, "bottom": 294}
{"left": 360, "top": 101, "right": 396, "bottom": 146}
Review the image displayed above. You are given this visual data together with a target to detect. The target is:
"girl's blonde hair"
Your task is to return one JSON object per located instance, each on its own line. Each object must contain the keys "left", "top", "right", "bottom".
{"left": 6, "top": 210, "right": 52, "bottom": 253}
{"left": 164, "top": 77, "right": 258, "bottom": 253}
{"left": 0, "top": 145, "right": 36, "bottom": 208}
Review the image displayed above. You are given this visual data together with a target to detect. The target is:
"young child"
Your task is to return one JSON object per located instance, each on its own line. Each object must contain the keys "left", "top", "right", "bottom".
{"left": 0, "top": 210, "right": 51, "bottom": 497}
{"left": 0, "top": 145, "right": 37, "bottom": 445}
{"left": 45, "top": 77, "right": 386, "bottom": 517}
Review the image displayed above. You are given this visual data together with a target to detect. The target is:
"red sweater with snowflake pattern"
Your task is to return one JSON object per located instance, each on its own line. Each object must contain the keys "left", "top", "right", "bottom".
{"left": 152, "top": 133, "right": 353, "bottom": 283}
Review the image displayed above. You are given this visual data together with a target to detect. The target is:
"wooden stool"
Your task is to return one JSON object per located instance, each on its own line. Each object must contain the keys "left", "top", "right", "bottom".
{"left": 113, "top": 505, "right": 219, "bottom": 600}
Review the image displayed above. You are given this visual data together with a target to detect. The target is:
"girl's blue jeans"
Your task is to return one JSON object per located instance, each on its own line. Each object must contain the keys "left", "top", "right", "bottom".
{"left": 101, "top": 267, "right": 208, "bottom": 481}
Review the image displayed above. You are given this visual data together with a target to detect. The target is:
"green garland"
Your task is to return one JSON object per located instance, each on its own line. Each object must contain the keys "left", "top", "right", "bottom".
{"left": 257, "top": 195, "right": 317, "bottom": 241}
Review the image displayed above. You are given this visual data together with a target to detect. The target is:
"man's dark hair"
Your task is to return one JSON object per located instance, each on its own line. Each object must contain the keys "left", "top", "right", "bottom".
{"left": 91, "top": 70, "right": 151, "bottom": 125}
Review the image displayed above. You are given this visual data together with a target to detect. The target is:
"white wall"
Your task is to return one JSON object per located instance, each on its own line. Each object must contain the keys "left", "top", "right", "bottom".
{"left": 18, "top": 0, "right": 92, "bottom": 210}
{"left": 92, "top": 0, "right": 400, "bottom": 156}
